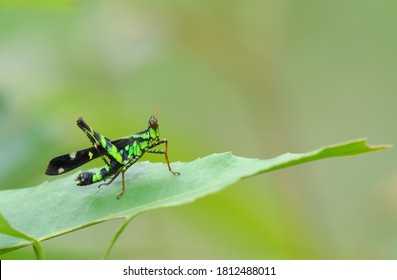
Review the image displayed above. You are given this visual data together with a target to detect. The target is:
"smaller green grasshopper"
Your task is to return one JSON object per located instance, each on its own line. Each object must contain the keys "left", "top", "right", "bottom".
{"left": 45, "top": 108, "right": 180, "bottom": 199}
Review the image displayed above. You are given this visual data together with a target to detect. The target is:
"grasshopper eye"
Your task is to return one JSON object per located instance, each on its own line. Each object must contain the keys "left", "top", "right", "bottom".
{"left": 149, "top": 116, "right": 158, "bottom": 129}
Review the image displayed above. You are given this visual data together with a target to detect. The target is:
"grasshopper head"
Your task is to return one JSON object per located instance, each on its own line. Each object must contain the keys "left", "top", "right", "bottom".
{"left": 148, "top": 115, "right": 160, "bottom": 141}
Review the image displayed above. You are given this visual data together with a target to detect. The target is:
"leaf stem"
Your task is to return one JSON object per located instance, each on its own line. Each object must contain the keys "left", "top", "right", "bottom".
{"left": 102, "top": 216, "right": 136, "bottom": 259}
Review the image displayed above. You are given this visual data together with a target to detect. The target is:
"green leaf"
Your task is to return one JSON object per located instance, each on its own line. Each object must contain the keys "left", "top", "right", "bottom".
{"left": 0, "top": 138, "right": 390, "bottom": 258}
{"left": 0, "top": 213, "right": 43, "bottom": 259}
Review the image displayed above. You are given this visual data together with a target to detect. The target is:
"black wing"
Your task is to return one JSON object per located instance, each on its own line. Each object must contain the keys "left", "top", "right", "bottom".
{"left": 45, "top": 138, "right": 132, "bottom": 175}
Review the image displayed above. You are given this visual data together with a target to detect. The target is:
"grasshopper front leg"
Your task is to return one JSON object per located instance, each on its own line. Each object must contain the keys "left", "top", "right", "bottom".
{"left": 146, "top": 139, "right": 180, "bottom": 175}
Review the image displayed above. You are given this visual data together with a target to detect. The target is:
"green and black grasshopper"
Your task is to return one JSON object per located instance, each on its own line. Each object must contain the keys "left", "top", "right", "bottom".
{"left": 45, "top": 109, "right": 180, "bottom": 199}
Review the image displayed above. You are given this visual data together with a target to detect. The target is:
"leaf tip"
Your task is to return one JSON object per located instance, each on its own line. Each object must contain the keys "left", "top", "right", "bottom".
{"left": 362, "top": 138, "right": 393, "bottom": 151}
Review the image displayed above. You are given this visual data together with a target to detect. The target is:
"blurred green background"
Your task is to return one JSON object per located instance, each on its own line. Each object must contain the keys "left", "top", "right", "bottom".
{"left": 1, "top": 0, "right": 396, "bottom": 259}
